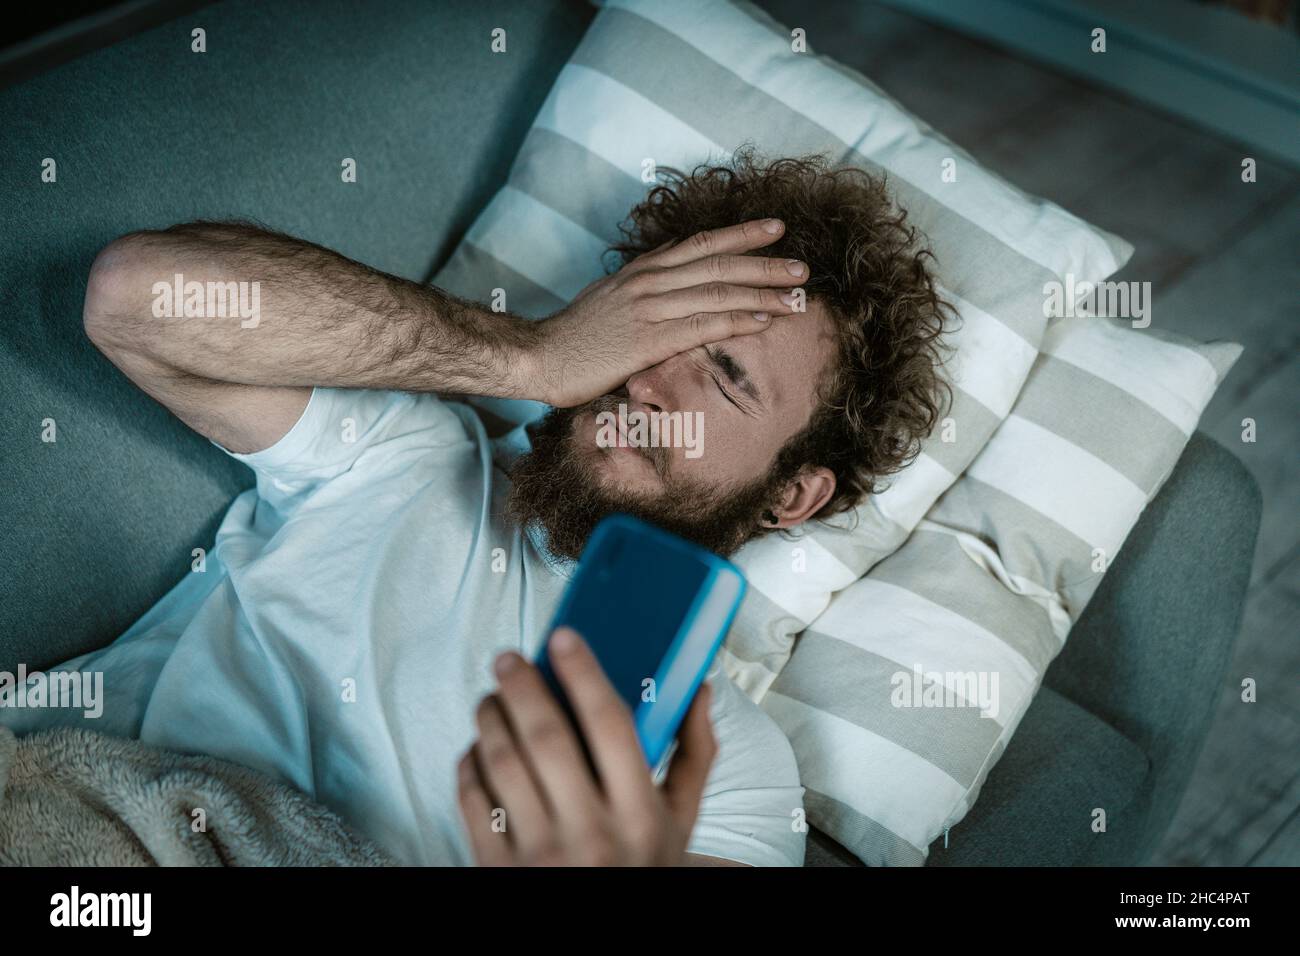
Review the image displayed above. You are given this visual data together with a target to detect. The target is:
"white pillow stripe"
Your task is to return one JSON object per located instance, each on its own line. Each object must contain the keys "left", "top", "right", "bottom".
{"left": 774, "top": 633, "right": 1008, "bottom": 783}
{"left": 813, "top": 579, "right": 1039, "bottom": 717}
{"left": 762, "top": 691, "right": 964, "bottom": 852}
{"left": 1045, "top": 319, "right": 1232, "bottom": 436}
{"left": 1013, "top": 356, "right": 1191, "bottom": 494}
{"left": 716, "top": 643, "right": 781, "bottom": 701}
{"left": 537, "top": 63, "right": 730, "bottom": 176}
{"left": 600, "top": 0, "right": 881, "bottom": 151}
{"left": 865, "top": 452, "right": 957, "bottom": 530}
{"left": 738, "top": 532, "right": 858, "bottom": 620}
{"left": 464, "top": 187, "right": 607, "bottom": 300}
{"left": 967, "top": 415, "right": 1148, "bottom": 551}
{"left": 940, "top": 288, "right": 1040, "bottom": 417}
{"left": 874, "top": 528, "right": 1065, "bottom": 668}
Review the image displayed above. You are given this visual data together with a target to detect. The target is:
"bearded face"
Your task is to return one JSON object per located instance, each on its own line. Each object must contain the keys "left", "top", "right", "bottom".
{"left": 506, "top": 394, "right": 801, "bottom": 562}
{"left": 507, "top": 303, "right": 843, "bottom": 561}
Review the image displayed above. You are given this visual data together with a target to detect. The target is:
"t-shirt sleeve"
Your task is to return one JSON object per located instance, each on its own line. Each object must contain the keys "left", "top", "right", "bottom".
{"left": 216, "top": 387, "right": 470, "bottom": 514}
{"left": 686, "top": 666, "right": 807, "bottom": 867}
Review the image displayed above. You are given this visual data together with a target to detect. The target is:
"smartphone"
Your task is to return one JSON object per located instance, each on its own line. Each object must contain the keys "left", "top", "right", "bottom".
{"left": 535, "top": 513, "right": 747, "bottom": 775}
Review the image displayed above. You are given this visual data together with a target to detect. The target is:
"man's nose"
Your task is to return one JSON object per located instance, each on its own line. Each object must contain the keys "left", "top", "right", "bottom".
{"left": 625, "top": 362, "right": 676, "bottom": 414}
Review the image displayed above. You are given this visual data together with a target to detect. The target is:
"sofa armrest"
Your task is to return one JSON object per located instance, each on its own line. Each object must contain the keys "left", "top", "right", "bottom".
{"left": 1043, "top": 431, "right": 1261, "bottom": 862}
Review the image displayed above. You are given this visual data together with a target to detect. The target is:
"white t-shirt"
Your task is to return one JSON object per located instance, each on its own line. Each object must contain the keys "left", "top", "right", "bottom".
{"left": 4, "top": 388, "right": 805, "bottom": 866}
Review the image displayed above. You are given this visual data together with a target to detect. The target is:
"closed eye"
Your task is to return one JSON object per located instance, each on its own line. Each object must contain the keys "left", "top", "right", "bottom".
{"left": 704, "top": 345, "right": 761, "bottom": 413}
{"left": 711, "top": 371, "right": 744, "bottom": 409}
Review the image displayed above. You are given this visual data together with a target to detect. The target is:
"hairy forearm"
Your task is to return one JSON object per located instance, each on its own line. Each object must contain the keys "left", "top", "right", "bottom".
{"left": 84, "top": 221, "right": 542, "bottom": 399}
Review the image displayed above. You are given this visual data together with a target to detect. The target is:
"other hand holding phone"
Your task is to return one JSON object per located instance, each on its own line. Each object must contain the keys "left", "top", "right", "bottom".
{"left": 457, "top": 627, "right": 718, "bottom": 867}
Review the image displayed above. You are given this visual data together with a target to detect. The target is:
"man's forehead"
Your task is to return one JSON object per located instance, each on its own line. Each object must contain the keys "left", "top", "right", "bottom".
{"left": 725, "top": 299, "right": 835, "bottom": 405}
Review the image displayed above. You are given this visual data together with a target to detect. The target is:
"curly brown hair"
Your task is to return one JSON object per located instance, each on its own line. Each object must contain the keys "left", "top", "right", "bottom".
{"left": 609, "top": 147, "right": 954, "bottom": 520}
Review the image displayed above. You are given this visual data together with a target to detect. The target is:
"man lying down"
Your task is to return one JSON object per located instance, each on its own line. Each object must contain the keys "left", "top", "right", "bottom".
{"left": 4, "top": 152, "right": 950, "bottom": 866}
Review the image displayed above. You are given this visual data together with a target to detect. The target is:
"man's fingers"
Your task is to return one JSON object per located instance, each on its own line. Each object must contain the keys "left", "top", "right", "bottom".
{"left": 489, "top": 652, "right": 604, "bottom": 823}
{"left": 457, "top": 750, "right": 514, "bottom": 866}
{"left": 654, "top": 282, "right": 799, "bottom": 321}
{"left": 648, "top": 219, "right": 786, "bottom": 268}
{"left": 637, "top": 254, "right": 808, "bottom": 294}
{"left": 546, "top": 627, "right": 654, "bottom": 809}
{"left": 471, "top": 694, "right": 554, "bottom": 857}
{"left": 663, "top": 310, "right": 776, "bottom": 354}
{"left": 662, "top": 682, "right": 718, "bottom": 827}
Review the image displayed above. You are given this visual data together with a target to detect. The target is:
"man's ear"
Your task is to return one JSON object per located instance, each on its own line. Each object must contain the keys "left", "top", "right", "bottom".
{"left": 767, "top": 466, "right": 836, "bottom": 529}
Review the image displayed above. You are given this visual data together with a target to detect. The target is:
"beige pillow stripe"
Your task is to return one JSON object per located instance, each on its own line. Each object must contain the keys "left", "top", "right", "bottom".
{"left": 436, "top": 241, "right": 565, "bottom": 317}
{"left": 929, "top": 477, "right": 1098, "bottom": 622}
{"left": 871, "top": 529, "right": 1061, "bottom": 674}
{"left": 771, "top": 628, "right": 1011, "bottom": 779}
{"left": 809, "top": 789, "right": 929, "bottom": 867}
{"left": 1012, "top": 356, "right": 1191, "bottom": 493}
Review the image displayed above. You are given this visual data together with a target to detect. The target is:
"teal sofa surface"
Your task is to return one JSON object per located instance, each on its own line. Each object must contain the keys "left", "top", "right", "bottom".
{"left": 1, "top": 0, "right": 594, "bottom": 671}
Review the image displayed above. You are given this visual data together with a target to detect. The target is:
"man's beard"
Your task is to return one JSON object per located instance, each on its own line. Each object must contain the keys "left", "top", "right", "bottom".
{"left": 506, "top": 398, "right": 798, "bottom": 562}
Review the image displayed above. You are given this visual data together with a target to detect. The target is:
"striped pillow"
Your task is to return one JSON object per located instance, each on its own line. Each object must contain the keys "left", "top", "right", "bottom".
{"left": 432, "top": 0, "right": 1132, "bottom": 699}
{"left": 763, "top": 316, "right": 1241, "bottom": 865}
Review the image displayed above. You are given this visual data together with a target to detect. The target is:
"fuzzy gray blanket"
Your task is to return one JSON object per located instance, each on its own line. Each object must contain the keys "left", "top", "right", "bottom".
{"left": 0, "top": 726, "right": 394, "bottom": 866}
